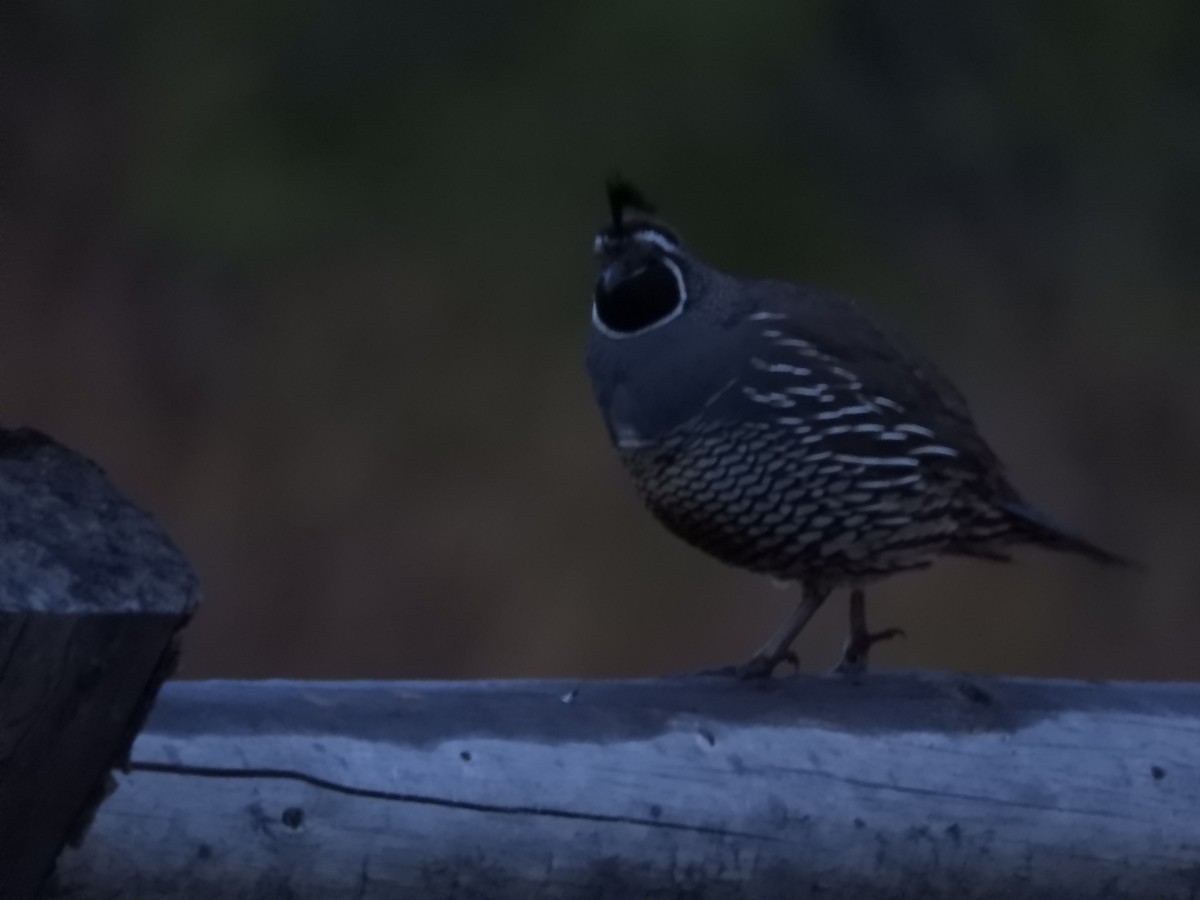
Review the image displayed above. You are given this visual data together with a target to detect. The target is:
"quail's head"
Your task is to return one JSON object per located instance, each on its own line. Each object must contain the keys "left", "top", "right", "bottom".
{"left": 591, "top": 178, "right": 693, "bottom": 338}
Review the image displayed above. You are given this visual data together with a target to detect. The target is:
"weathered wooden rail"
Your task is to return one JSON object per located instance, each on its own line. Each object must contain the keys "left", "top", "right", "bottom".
{"left": 46, "top": 673, "right": 1200, "bottom": 899}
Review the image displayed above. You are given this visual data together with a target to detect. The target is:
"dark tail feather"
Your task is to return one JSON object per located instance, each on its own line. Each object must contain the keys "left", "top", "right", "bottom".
{"left": 1003, "top": 503, "right": 1142, "bottom": 570}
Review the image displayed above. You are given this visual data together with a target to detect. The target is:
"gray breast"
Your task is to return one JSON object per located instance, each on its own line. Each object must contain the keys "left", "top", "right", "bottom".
{"left": 586, "top": 302, "right": 745, "bottom": 450}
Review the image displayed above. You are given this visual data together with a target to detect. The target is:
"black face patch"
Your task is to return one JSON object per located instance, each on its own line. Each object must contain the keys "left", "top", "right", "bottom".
{"left": 594, "top": 259, "right": 683, "bottom": 334}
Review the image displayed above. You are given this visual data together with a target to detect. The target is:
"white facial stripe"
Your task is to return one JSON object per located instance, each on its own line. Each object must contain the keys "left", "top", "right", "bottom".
{"left": 590, "top": 257, "right": 688, "bottom": 340}
{"left": 593, "top": 228, "right": 681, "bottom": 256}
{"left": 629, "top": 229, "right": 680, "bottom": 254}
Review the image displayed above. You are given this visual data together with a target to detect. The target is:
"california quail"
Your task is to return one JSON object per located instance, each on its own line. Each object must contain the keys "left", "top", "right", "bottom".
{"left": 585, "top": 179, "right": 1131, "bottom": 678}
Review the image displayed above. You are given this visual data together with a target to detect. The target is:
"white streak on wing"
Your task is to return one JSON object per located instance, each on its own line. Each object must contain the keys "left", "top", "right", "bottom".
{"left": 911, "top": 445, "right": 959, "bottom": 458}
{"left": 776, "top": 417, "right": 813, "bottom": 434}
{"left": 742, "top": 386, "right": 795, "bottom": 408}
{"left": 774, "top": 337, "right": 815, "bottom": 351}
{"left": 832, "top": 454, "right": 919, "bottom": 468}
{"left": 874, "top": 396, "right": 904, "bottom": 412}
{"left": 853, "top": 424, "right": 884, "bottom": 433}
{"left": 749, "top": 311, "right": 788, "bottom": 322}
{"left": 771, "top": 363, "right": 812, "bottom": 376}
{"left": 878, "top": 431, "right": 909, "bottom": 441}
{"left": 856, "top": 474, "right": 923, "bottom": 490}
{"left": 815, "top": 404, "right": 875, "bottom": 421}
{"left": 823, "top": 424, "right": 851, "bottom": 435}
{"left": 751, "top": 359, "right": 813, "bottom": 376}
{"left": 785, "top": 384, "right": 829, "bottom": 397}
{"left": 762, "top": 329, "right": 783, "bottom": 339}
{"left": 895, "top": 423, "right": 935, "bottom": 438}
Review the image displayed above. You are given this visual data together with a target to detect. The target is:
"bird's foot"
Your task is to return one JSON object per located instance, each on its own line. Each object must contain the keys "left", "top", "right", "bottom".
{"left": 695, "top": 649, "right": 799, "bottom": 680}
{"left": 833, "top": 627, "right": 905, "bottom": 679}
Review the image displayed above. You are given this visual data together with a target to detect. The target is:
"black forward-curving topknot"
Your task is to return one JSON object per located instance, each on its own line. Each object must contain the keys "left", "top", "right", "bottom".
{"left": 606, "top": 175, "right": 656, "bottom": 234}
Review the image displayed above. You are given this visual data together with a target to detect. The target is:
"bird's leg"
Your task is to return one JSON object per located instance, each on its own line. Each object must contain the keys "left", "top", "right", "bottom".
{"left": 730, "top": 584, "right": 829, "bottom": 679}
{"left": 833, "top": 588, "right": 904, "bottom": 678}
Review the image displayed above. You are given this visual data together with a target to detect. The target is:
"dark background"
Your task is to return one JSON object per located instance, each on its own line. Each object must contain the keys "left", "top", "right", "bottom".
{"left": 2, "top": 1, "right": 1196, "bottom": 680}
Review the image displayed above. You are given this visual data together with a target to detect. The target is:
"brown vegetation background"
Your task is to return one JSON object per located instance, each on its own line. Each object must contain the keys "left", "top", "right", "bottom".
{"left": 2, "top": 2, "right": 1197, "bottom": 680}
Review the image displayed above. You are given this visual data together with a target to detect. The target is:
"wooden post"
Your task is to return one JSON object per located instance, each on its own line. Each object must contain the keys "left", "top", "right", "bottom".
{"left": 0, "top": 429, "right": 198, "bottom": 899}
{"left": 49, "top": 673, "right": 1200, "bottom": 899}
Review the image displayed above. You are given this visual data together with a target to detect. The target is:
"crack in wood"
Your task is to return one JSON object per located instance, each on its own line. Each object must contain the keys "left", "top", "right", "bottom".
{"left": 126, "top": 759, "right": 779, "bottom": 843}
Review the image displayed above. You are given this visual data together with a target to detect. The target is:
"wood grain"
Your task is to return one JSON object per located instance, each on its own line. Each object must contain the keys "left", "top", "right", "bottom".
{"left": 51, "top": 673, "right": 1200, "bottom": 899}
